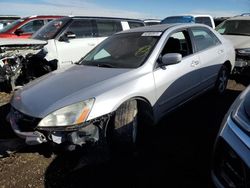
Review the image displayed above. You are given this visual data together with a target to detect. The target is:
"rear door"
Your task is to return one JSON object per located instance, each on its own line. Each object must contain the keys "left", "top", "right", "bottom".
{"left": 153, "top": 29, "right": 201, "bottom": 115}
{"left": 189, "top": 27, "right": 225, "bottom": 89}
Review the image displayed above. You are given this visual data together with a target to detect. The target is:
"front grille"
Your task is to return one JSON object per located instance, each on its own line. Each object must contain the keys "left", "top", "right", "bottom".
{"left": 12, "top": 108, "right": 40, "bottom": 132}
{"left": 213, "top": 139, "right": 248, "bottom": 188}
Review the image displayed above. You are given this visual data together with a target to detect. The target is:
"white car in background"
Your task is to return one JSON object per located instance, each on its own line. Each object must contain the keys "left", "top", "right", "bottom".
{"left": 32, "top": 16, "right": 145, "bottom": 69}
{"left": 161, "top": 14, "right": 215, "bottom": 29}
{"left": 216, "top": 15, "right": 250, "bottom": 75}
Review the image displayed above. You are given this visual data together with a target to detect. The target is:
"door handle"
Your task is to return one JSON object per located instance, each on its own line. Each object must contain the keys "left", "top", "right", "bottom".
{"left": 88, "top": 43, "right": 95, "bottom": 46}
{"left": 218, "top": 49, "right": 224, "bottom": 54}
{"left": 191, "top": 60, "right": 200, "bottom": 67}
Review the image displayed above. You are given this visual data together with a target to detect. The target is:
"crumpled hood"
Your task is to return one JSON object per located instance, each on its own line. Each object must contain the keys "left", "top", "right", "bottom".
{"left": 223, "top": 35, "right": 250, "bottom": 49}
{"left": 11, "top": 65, "right": 131, "bottom": 118}
{"left": 0, "top": 38, "right": 47, "bottom": 46}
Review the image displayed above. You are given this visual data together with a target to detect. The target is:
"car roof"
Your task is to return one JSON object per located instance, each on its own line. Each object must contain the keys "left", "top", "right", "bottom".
{"left": 117, "top": 23, "right": 183, "bottom": 34}
{"left": 164, "top": 14, "right": 213, "bottom": 18}
{"left": 228, "top": 16, "right": 250, "bottom": 21}
{"left": 117, "top": 23, "right": 209, "bottom": 34}
{"left": 67, "top": 16, "right": 143, "bottom": 22}
{"left": 143, "top": 19, "right": 161, "bottom": 22}
{"left": 26, "top": 15, "right": 63, "bottom": 19}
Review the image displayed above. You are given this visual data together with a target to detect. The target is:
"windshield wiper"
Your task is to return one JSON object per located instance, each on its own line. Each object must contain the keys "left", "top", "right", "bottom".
{"left": 96, "top": 63, "right": 115, "bottom": 68}
{"left": 78, "top": 60, "right": 116, "bottom": 68}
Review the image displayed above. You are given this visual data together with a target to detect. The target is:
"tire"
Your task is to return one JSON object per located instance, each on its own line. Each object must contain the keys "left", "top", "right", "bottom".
{"left": 214, "top": 65, "right": 229, "bottom": 95}
{"left": 107, "top": 100, "right": 140, "bottom": 152}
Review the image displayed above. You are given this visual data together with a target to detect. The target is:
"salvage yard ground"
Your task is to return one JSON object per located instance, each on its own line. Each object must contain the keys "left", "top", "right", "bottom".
{"left": 0, "top": 79, "right": 246, "bottom": 188}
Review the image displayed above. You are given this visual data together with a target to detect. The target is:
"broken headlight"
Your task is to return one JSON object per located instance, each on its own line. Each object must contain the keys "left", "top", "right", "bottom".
{"left": 236, "top": 48, "right": 250, "bottom": 55}
{"left": 38, "top": 98, "right": 95, "bottom": 128}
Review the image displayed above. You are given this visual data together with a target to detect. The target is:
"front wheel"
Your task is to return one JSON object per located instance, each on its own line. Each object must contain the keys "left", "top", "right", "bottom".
{"left": 214, "top": 65, "right": 229, "bottom": 95}
{"left": 107, "top": 100, "right": 138, "bottom": 152}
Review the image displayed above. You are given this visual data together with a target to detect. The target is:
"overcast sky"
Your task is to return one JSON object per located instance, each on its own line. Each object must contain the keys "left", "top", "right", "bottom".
{"left": 0, "top": 0, "right": 249, "bottom": 19}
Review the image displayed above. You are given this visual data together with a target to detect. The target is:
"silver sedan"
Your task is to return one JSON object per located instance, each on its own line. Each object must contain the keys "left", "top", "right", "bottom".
{"left": 8, "top": 23, "right": 235, "bottom": 150}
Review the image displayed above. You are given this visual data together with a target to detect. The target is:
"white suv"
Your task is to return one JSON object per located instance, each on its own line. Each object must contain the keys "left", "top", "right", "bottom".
{"left": 32, "top": 16, "right": 145, "bottom": 68}
{"left": 216, "top": 15, "right": 250, "bottom": 75}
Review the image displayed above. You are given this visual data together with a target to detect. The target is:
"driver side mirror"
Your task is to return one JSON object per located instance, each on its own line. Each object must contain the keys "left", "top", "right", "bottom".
{"left": 14, "top": 28, "right": 24, "bottom": 36}
{"left": 159, "top": 53, "right": 182, "bottom": 66}
{"left": 59, "top": 31, "right": 76, "bottom": 41}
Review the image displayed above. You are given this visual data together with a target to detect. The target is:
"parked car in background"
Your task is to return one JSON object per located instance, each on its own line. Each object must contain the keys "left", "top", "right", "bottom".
{"left": 212, "top": 85, "right": 250, "bottom": 188}
{"left": 32, "top": 16, "right": 145, "bottom": 68}
{"left": 0, "top": 15, "right": 20, "bottom": 30}
{"left": 161, "top": 15, "right": 215, "bottom": 29}
{"left": 216, "top": 15, "right": 250, "bottom": 75}
{"left": 143, "top": 19, "right": 161, "bottom": 26}
{"left": 239, "top": 13, "right": 250, "bottom": 16}
{"left": 213, "top": 17, "right": 230, "bottom": 27}
{"left": 8, "top": 24, "right": 234, "bottom": 151}
{"left": 0, "top": 15, "right": 63, "bottom": 39}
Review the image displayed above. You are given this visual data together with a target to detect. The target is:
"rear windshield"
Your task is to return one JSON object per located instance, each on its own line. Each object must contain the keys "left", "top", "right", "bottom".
{"left": 216, "top": 20, "right": 250, "bottom": 36}
{"left": 161, "top": 16, "right": 194, "bottom": 24}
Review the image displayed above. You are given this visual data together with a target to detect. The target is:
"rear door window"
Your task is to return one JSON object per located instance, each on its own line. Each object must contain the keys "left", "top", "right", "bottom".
{"left": 128, "top": 21, "right": 144, "bottom": 28}
{"left": 64, "top": 19, "right": 94, "bottom": 38}
{"left": 95, "top": 19, "right": 122, "bottom": 37}
{"left": 191, "top": 28, "right": 221, "bottom": 52}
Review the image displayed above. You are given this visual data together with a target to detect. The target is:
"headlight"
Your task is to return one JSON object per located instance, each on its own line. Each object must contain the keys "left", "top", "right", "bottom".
{"left": 231, "top": 87, "right": 250, "bottom": 132}
{"left": 236, "top": 48, "right": 250, "bottom": 55}
{"left": 38, "top": 98, "right": 95, "bottom": 128}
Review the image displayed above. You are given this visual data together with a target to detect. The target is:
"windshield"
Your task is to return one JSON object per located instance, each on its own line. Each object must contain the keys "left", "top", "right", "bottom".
{"left": 216, "top": 20, "right": 250, "bottom": 36}
{"left": 161, "top": 16, "right": 194, "bottom": 24}
{"left": 32, "top": 17, "right": 70, "bottom": 40}
{"left": 0, "top": 18, "right": 24, "bottom": 33}
{"left": 80, "top": 32, "right": 160, "bottom": 69}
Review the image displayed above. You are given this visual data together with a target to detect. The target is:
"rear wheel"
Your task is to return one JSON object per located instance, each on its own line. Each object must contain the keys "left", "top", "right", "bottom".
{"left": 214, "top": 65, "right": 229, "bottom": 94}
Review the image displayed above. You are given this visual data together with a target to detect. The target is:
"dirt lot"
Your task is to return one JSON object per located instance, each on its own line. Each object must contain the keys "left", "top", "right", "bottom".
{"left": 0, "top": 79, "right": 246, "bottom": 188}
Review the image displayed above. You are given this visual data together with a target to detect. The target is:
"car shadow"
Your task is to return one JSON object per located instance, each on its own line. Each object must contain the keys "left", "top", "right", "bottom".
{"left": 44, "top": 89, "right": 241, "bottom": 188}
{"left": 0, "top": 103, "right": 15, "bottom": 139}
{"left": 231, "top": 74, "right": 250, "bottom": 87}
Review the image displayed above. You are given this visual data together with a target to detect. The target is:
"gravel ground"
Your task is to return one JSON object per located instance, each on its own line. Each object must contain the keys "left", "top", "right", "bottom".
{"left": 0, "top": 79, "right": 247, "bottom": 188}
{"left": 0, "top": 92, "right": 12, "bottom": 106}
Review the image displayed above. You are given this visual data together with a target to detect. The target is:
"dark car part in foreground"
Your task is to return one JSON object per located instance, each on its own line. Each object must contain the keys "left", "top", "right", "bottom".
{"left": 0, "top": 39, "right": 57, "bottom": 92}
{"left": 212, "top": 85, "right": 250, "bottom": 188}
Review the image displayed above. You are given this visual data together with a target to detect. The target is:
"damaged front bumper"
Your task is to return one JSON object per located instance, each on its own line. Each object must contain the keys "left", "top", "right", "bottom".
{"left": 233, "top": 53, "right": 250, "bottom": 75}
{"left": 8, "top": 108, "right": 109, "bottom": 148}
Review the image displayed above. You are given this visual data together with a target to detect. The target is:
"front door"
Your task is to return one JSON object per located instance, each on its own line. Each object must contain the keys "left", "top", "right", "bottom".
{"left": 153, "top": 30, "right": 201, "bottom": 115}
{"left": 55, "top": 19, "right": 98, "bottom": 68}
